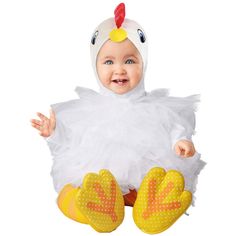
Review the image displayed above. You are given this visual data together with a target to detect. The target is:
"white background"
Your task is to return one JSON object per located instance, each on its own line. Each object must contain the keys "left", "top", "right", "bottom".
{"left": 0, "top": 0, "right": 236, "bottom": 235}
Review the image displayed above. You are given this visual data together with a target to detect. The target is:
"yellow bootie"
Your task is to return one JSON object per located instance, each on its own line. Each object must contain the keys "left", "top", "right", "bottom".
{"left": 57, "top": 184, "right": 88, "bottom": 224}
{"left": 133, "top": 167, "right": 192, "bottom": 234}
{"left": 76, "top": 169, "right": 125, "bottom": 232}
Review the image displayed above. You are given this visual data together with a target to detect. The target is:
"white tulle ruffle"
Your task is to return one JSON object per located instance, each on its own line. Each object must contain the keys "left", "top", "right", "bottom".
{"left": 46, "top": 87, "right": 205, "bottom": 198}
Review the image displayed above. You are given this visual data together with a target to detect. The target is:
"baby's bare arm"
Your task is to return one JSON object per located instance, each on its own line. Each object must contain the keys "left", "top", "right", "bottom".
{"left": 30, "top": 109, "right": 56, "bottom": 137}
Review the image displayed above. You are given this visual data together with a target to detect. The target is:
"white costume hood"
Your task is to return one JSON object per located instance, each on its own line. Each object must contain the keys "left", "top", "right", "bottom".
{"left": 90, "top": 3, "right": 148, "bottom": 100}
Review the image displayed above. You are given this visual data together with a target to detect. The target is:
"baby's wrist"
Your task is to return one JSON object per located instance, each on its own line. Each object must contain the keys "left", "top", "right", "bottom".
{"left": 172, "top": 136, "right": 192, "bottom": 149}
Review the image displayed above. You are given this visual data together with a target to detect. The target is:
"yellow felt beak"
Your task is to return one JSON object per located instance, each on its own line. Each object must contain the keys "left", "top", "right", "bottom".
{"left": 109, "top": 28, "right": 127, "bottom": 42}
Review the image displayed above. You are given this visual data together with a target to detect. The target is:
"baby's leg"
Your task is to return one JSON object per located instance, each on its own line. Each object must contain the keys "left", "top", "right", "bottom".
{"left": 123, "top": 189, "right": 137, "bottom": 207}
{"left": 57, "top": 184, "right": 88, "bottom": 224}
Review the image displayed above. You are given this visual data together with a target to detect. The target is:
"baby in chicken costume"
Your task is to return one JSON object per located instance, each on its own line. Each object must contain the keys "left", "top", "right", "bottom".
{"left": 31, "top": 3, "right": 205, "bottom": 234}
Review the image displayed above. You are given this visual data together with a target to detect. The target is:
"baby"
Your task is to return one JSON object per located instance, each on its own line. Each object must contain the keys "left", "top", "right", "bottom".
{"left": 33, "top": 38, "right": 195, "bottom": 157}
{"left": 31, "top": 3, "right": 204, "bottom": 234}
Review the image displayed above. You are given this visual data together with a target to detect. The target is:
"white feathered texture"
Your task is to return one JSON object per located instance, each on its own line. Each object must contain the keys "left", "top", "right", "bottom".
{"left": 46, "top": 87, "right": 205, "bottom": 202}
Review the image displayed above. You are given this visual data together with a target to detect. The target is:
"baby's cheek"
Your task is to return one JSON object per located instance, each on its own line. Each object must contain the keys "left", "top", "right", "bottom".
{"left": 130, "top": 72, "right": 142, "bottom": 87}
{"left": 99, "top": 74, "right": 110, "bottom": 86}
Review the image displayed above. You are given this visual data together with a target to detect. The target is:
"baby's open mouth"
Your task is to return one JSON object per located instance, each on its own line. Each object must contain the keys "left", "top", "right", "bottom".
{"left": 112, "top": 79, "right": 129, "bottom": 85}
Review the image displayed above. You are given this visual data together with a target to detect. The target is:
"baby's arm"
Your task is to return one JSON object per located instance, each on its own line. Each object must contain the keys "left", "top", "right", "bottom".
{"left": 170, "top": 123, "right": 196, "bottom": 158}
{"left": 30, "top": 109, "right": 56, "bottom": 137}
{"left": 31, "top": 107, "right": 72, "bottom": 156}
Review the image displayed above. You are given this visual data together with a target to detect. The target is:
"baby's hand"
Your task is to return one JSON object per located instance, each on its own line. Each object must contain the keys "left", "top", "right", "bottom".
{"left": 30, "top": 109, "right": 56, "bottom": 137}
{"left": 174, "top": 140, "right": 196, "bottom": 158}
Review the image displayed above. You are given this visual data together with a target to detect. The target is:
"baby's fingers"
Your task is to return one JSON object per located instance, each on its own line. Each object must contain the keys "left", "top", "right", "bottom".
{"left": 30, "top": 119, "right": 42, "bottom": 131}
{"left": 175, "top": 145, "right": 182, "bottom": 156}
{"left": 37, "top": 112, "right": 49, "bottom": 121}
{"left": 31, "top": 119, "right": 42, "bottom": 126}
{"left": 185, "top": 147, "right": 196, "bottom": 158}
{"left": 179, "top": 144, "right": 189, "bottom": 157}
{"left": 182, "top": 146, "right": 195, "bottom": 158}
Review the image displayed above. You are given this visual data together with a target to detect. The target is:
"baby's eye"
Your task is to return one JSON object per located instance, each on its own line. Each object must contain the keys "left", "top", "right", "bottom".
{"left": 125, "top": 59, "right": 135, "bottom": 64}
{"left": 104, "top": 60, "right": 113, "bottom": 65}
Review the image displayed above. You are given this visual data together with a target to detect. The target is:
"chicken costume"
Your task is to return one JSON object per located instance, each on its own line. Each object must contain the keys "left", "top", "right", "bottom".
{"left": 46, "top": 3, "right": 205, "bottom": 234}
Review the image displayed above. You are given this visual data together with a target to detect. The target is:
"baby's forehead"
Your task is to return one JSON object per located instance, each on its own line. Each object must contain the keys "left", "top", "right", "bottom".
{"left": 98, "top": 39, "right": 141, "bottom": 57}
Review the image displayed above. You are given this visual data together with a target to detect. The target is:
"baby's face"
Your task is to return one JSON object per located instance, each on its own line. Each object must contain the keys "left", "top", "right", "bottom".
{"left": 96, "top": 39, "right": 143, "bottom": 95}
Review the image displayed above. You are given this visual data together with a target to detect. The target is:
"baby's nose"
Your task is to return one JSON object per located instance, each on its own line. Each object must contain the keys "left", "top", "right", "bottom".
{"left": 114, "top": 66, "right": 126, "bottom": 75}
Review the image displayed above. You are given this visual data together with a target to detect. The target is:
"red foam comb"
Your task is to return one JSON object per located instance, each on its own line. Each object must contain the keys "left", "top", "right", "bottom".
{"left": 114, "top": 3, "right": 125, "bottom": 28}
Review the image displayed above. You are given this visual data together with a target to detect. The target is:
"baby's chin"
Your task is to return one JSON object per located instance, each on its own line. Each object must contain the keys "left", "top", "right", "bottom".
{"left": 109, "top": 84, "right": 132, "bottom": 95}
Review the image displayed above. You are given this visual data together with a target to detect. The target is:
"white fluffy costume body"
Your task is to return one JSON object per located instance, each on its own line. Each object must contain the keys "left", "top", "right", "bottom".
{"left": 46, "top": 4, "right": 205, "bottom": 202}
